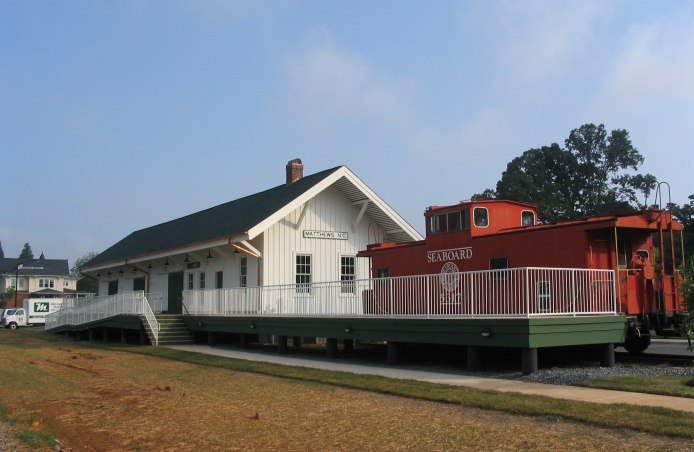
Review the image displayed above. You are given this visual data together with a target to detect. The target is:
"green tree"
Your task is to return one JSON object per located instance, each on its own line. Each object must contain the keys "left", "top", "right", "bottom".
{"left": 0, "top": 240, "right": 4, "bottom": 258}
{"left": 71, "top": 251, "right": 100, "bottom": 294}
{"left": 671, "top": 194, "right": 694, "bottom": 262}
{"left": 2, "top": 287, "right": 15, "bottom": 308}
{"left": 476, "top": 124, "right": 656, "bottom": 223}
{"left": 19, "top": 243, "right": 34, "bottom": 259}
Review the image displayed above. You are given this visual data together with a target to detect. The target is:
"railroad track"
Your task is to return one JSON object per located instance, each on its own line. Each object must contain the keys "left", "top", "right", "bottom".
{"left": 615, "top": 352, "right": 694, "bottom": 366}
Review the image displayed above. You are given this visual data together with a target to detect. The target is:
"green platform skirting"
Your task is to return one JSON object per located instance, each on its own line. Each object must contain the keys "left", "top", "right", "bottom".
{"left": 183, "top": 315, "right": 626, "bottom": 348}
{"left": 46, "top": 314, "right": 625, "bottom": 348}
{"left": 47, "top": 315, "right": 145, "bottom": 332}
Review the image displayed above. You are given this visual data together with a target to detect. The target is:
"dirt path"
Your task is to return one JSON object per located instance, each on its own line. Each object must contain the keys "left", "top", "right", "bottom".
{"left": 1, "top": 333, "right": 693, "bottom": 451}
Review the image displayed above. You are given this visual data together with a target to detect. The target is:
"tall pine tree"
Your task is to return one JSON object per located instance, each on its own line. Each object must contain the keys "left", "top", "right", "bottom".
{"left": 19, "top": 243, "right": 34, "bottom": 260}
{"left": 0, "top": 240, "right": 4, "bottom": 258}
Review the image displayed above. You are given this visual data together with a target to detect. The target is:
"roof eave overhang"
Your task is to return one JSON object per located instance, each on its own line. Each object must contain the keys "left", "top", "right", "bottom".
{"left": 80, "top": 233, "right": 250, "bottom": 271}
{"left": 246, "top": 166, "right": 423, "bottom": 242}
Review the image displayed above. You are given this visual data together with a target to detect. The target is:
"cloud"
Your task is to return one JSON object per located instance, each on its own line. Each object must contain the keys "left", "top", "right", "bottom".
{"left": 278, "top": 29, "right": 414, "bottom": 133}
{"left": 590, "top": 16, "right": 694, "bottom": 117}
{"left": 502, "top": 1, "right": 608, "bottom": 80}
{"left": 459, "top": 1, "right": 610, "bottom": 83}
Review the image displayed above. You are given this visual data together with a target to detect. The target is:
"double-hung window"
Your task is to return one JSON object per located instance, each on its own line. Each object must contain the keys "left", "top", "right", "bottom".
{"left": 199, "top": 272, "right": 206, "bottom": 289}
{"left": 187, "top": 273, "right": 194, "bottom": 290}
{"left": 240, "top": 257, "right": 247, "bottom": 288}
{"left": 340, "top": 256, "right": 356, "bottom": 294}
{"left": 295, "top": 254, "right": 312, "bottom": 294}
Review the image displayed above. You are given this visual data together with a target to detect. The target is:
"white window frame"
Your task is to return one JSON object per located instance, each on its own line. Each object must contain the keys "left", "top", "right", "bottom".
{"left": 521, "top": 210, "right": 535, "bottom": 227}
{"left": 39, "top": 279, "right": 55, "bottom": 289}
{"left": 199, "top": 272, "right": 206, "bottom": 290}
{"left": 239, "top": 256, "right": 247, "bottom": 288}
{"left": 63, "top": 279, "right": 69, "bottom": 287}
{"left": 473, "top": 207, "right": 489, "bottom": 228}
{"left": 537, "top": 281, "right": 551, "bottom": 313}
{"left": 294, "top": 252, "right": 313, "bottom": 295}
{"left": 187, "top": 273, "right": 194, "bottom": 290}
{"left": 339, "top": 254, "right": 357, "bottom": 296}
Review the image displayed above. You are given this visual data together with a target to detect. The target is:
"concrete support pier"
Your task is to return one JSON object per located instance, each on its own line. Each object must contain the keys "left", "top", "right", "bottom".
{"left": 139, "top": 328, "right": 147, "bottom": 345}
{"left": 387, "top": 341, "right": 400, "bottom": 366}
{"left": 89, "top": 329, "right": 95, "bottom": 341}
{"left": 240, "top": 333, "right": 251, "bottom": 349}
{"left": 121, "top": 329, "right": 128, "bottom": 344}
{"left": 278, "top": 335, "right": 288, "bottom": 354}
{"left": 600, "top": 343, "right": 615, "bottom": 367}
{"left": 207, "top": 332, "right": 216, "bottom": 346}
{"left": 521, "top": 348, "right": 538, "bottom": 375}
{"left": 467, "top": 345, "right": 481, "bottom": 371}
{"left": 326, "top": 338, "right": 338, "bottom": 358}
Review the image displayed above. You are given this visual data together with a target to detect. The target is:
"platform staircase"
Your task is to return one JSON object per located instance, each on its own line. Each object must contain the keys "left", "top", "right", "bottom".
{"left": 142, "top": 315, "right": 194, "bottom": 346}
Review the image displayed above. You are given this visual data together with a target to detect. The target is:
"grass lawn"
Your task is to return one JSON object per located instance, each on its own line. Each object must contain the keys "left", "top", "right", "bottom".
{"left": 3, "top": 329, "right": 694, "bottom": 451}
{"left": 579, "top": 375, "right": 694, "bottom": 399}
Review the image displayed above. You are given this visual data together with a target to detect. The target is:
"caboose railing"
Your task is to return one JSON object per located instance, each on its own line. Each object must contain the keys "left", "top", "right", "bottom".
{"left": 181, "top": 267, "right": 616, "bottom": 318}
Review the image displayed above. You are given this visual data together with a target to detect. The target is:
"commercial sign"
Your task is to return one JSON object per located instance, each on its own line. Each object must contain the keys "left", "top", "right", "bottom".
{"left": 427, "top": 247, "right": 472, "bottom": 263}
{"left": 33, "top": 302, "right": 50, "bottom": 312}
{"left": 303, "top": 230, "right": 348, "bottom": 240}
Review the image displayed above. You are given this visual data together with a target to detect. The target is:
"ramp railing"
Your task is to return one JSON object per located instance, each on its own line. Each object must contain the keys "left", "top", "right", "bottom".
{"left": 45, "top": 291, "right": 162, "bottom": 339}
{"left": 181, "top": 267, "right": 616, "bottom": 318}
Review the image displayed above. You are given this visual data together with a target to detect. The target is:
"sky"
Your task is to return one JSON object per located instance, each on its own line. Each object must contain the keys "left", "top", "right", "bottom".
{"left": 2, "top": 1, "right": 694, "bottom": 267}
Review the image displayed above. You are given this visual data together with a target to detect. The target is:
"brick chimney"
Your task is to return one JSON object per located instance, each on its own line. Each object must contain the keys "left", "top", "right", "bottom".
{"left": 286, "top": 158, "right": 303, "bottom": 185}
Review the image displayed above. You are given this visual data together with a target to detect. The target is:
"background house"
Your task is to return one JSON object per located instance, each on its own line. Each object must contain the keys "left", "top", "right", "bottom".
{"left": 1, "top": 253, "right": 82, "bottom": 308}
{"left": 78, "top": 160, "right": 423, "bottom": 313}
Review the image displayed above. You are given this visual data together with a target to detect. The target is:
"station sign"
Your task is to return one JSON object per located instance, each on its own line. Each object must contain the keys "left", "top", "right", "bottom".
{"left": 303, "top": 230, "right": 348, "bottom": 240}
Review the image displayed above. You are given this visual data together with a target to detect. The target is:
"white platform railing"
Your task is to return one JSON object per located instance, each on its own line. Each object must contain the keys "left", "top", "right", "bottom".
{"left": 182, "top": 268, "right": 616, "bottom": 318}
{"left": 45, "top": 291, "right": 162, "bottom": 341}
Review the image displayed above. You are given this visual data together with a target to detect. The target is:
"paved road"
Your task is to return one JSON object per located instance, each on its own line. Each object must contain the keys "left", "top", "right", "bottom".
{"left": 616, "top": 339, "right": 694, "bottom": 356}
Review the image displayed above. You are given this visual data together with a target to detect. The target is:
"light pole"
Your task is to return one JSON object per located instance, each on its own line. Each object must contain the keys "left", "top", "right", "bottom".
{"left": 13, "top": 258, "right": 39, "bottom": 308}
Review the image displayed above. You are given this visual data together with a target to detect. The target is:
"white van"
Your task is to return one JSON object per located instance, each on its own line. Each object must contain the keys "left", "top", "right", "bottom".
{"left": 2, "top": 299, "right": 63, "bottom": 329}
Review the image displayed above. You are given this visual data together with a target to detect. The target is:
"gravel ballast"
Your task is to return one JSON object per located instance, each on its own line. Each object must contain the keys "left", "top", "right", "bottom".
{"left": 516, "top": 364, "right": 694, "bottom": 386}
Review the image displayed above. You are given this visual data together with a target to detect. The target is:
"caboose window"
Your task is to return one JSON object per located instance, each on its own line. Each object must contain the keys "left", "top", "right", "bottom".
{"left": 537, "top": 281, "right": 551, "bottom": 313}
{"left": 429, "top": 210, "right": 470, "bottom": 234}
{"left": 489, "top": 256, "right": 509, "bottom": 281}
{"left": 521, "top": 211, "right": 535, "bottom": 227}
{"left": 473, "top": 207, "right": 489, "bottom": 227}
{"left": 617, "top": 238, "right": 629, "bottom": 269}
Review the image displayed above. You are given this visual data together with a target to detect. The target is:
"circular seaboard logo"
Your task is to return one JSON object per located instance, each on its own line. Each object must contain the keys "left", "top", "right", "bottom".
{"left": 439, "top": 262, "right": 460, "bottom": 292}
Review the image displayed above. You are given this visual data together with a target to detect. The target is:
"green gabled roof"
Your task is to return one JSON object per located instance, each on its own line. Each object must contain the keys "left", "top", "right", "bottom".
{"left": 83, "top": 166, "right": 343, "bottom": 268}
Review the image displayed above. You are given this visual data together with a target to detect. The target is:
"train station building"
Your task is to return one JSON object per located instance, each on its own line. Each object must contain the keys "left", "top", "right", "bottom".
{"left": 78, "top": 159, "right": 423, "bottom": 313}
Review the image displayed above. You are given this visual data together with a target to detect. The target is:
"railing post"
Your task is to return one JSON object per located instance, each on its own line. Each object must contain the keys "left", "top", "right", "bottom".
{"left": 525, "top": 268, "right": 530, "bottom": 318}
{"left": 470, "top": 273, "right": 475, "bottom": 318}
{"left": 571, "top": 270, "right": 576, "bottom": 316}
{"left": 426, "top": 276, "right": 430, "bottom": 318}
{"left": 388, "top": 278, "right": 394, "bottom": 317}
{"left": 612, "top": 270, "right": 617, "bottom": 314}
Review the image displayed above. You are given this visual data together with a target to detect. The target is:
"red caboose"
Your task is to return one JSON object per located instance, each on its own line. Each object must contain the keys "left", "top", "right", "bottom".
{"left": 358, "top": 199, "right": 686, "bottom": 353}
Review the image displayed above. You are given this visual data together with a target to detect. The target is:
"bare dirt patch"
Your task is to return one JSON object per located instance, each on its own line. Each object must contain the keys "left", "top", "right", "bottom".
{"left": 1, "top": 331, "right": 693, "bottom": 451}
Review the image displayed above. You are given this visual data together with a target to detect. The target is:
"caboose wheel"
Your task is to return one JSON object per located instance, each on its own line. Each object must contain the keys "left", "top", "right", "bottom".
{"left": 623, "top": 333, "right": 651, "bottom": 355}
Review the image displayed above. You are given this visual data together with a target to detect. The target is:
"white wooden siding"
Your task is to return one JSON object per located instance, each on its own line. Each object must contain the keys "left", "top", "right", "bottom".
{"left": 263, "top": 185, "right": 373, "bottom": 286}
